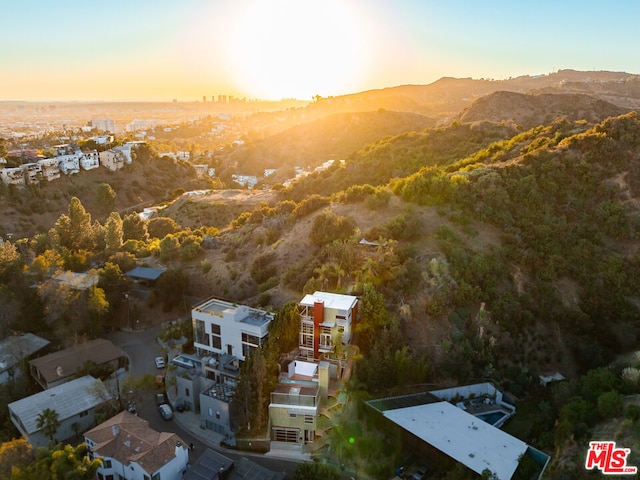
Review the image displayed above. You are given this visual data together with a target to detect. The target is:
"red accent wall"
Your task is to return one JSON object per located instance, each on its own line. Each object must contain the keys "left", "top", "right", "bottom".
{"left": 313, "top": 301, "right": 324, "bottom": 359}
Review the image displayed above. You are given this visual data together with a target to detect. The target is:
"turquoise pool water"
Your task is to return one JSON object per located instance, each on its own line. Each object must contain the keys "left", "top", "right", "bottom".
{"left": 476, "top": 410, "right": 510, "bottom": 426}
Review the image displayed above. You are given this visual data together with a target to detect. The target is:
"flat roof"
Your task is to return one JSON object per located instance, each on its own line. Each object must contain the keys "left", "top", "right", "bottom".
{"left": 125, "top": 266, "right": 166, "bottom": 281}
{"left": 194, "top": 298, "right": 273, "bottom": 326}
{"left": 300, "top": 291, "right": 358, "bottom": 311}
{"left": 9, "top": 375, "right": 110, "bottom": 434}
{"left": 384, "top": 402, "right": 527, "bottom": 480}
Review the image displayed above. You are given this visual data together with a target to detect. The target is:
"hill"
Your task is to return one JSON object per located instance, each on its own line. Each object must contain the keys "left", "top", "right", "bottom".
{"left": 0, "top": 144, "right": 213, "bottom": 239}
{"left": 214, "top": 109, "right": 436, "bottom": 182}
{"left": 456, "top": 91, "right": 629, "bottom": 129}
{"left": 301, "top": 69, "right": 640, "bottom": 121}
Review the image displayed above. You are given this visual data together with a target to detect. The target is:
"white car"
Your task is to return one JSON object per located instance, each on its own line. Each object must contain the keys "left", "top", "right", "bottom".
{"left": 155, "top": 356, "right": 165, "bottom": 369}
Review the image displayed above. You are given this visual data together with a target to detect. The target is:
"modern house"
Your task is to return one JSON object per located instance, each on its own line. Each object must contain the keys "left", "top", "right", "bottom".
{"left": 192, "top": 297, "right": 273, "bottom": 363}
{"left": 0, "top": 333, "right": 50, "bottom": 385}
{"left": 167, "top": 352, "right": 240, "bottom": 437}
{"left": 366, "top": 386, "right": 551, "bottom": 480}
{"left": 99, "top": 149, "right": 127, "bottom": 171}
{"left": 184, "top": 448, "right": 285, "bottom": 480}
{"left": 268, "top": 359, "right": 330, "bottom": 448}
{"left": 8, "top": 375, "right": 111, "bottom": 448}
{"left": 29, "top": 338, "right": 125, "bottom": 390}
{"left": 80, "top": 149, "right": 100, "bottom": 170}
{"left": 84, "top": 411, "right": 189, "bottom": 480}
{"left": 38, "top": 157, "right": 61, "bottom": 181}
{"left": 0, "top": 166, "right": 25, "bottom": 185}
{"left": 298, "top": 291, "right": 358, "bottom": 360}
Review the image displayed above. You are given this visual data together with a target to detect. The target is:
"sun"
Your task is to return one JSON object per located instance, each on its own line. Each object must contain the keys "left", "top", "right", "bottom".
{"left": 226, "top": 0, "right": 372, "bottom": 100}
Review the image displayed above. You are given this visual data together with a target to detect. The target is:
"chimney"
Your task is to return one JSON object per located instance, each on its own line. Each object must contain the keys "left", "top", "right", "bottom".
{"left": 112, "top": 424, "right": 119, "bottom": 436}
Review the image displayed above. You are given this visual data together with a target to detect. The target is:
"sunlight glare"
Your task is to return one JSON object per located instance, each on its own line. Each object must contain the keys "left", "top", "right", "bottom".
{"left": 227, "top": 0, "right": 371, "bottom": 100}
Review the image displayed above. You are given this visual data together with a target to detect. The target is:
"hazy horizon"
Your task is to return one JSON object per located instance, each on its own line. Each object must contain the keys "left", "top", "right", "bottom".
{"left": 2, "top": 0, "right": 640, "bottom": 103}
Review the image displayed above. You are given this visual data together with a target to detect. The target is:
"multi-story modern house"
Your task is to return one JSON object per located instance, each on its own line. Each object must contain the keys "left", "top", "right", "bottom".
{"left": 298, "top": 291, "right": 358, "bottom": 360}
{"left": 84, "top": 411, "right": 189, "bottom": 480}
{"left": 268, "top": 359, "right": 330, "bottom": 447}
{"left": 192, "top": 297, "right": 273, "bottom": 363}
{"left": 80, "top": 149, "right": 100, "bottom": 170}
{"left": 8, "top": 375, "right": 111, "bottom": 448}
{"left": 38, "top": 157, "right": 61, "bottom": 181}
{"left": 99, "top": 149, "right": 127, "bottom": 171}
{"left": 0, "top": 166, "right": 26, "bottom": 185}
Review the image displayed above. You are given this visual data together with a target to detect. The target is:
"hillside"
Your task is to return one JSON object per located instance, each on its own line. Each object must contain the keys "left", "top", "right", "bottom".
{"left": 457, "top": 91, "right": 629, "bottom": 129}
{"left": 0, "top": 144, "right": 213, "bottom": 239}
{"left": 301, "top": 69, "right": 640, "bottom": 121}
{"left": 215, "top": 109, "right": 436, "bottom": 181}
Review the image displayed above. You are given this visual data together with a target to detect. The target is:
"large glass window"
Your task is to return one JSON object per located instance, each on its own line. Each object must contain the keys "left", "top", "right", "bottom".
{"left": 194, "top": 320, "right": 210, "bottom": 347}
{"left": 211, "top": 323, "right": 221, "bottom": 349}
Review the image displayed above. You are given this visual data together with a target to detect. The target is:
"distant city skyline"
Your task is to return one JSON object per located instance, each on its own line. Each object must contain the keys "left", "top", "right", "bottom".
{"left": 1, "top": 0, "right": 639, "bottom": 102}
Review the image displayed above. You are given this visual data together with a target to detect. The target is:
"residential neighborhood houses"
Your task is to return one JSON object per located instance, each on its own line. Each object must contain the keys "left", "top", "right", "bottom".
{"left": 0, "top": 282, "right": 553, "bottom": 479}
{"left": 0, "top": 140, "right": 141, "bottom": 185}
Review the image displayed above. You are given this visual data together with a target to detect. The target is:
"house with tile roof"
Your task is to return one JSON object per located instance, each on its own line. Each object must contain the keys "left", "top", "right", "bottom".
{"left": 84, "top": 410, "right": 189, "bottom": 480}
{"left": 8, "top": 375, "right": 111, "bottom": 448}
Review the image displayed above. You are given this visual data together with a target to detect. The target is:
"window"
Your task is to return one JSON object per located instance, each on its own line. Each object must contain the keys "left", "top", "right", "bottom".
{"left": 185, "top": 388, "right": 190, "bottom": 397}
{"left": 103, "top": 459, "right": 112, "bottom": 469}
{"left": 105, "top": 475, "right": 114, "bottom": 480}
{"left": 152, "top": 473, "right": 161, "bottom": 480}
{"left": 242, "top": 332, "right": 262, "bottom": 358}
{"left": 289, "top": 413, "right": 297, "bottom": 418}
{"left": 194, "top": 320, "right": 210, "bottom": 347}
{"left": 305, "top": 415, "right": 314, "bottom": 424}
{"left": 216, "top": 411, "right": 221, "bottom": 419}
{"left": 208, "top": 408, "right": 213, "bottom": 417}
{"left": 211, "top": 323, "right": 221, "bottom": 349}
{"left": 79, "top": 410, "right": 89, "bottom": 417}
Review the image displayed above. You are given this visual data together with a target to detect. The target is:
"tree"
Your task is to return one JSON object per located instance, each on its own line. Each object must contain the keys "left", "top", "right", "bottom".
{"left": 36, "top": 408, "right": 60, "bottom": 443}
{"left": 159, "top": 234, "right": 180, "bottom": 261}
{"left": 96, "top": 182, "right": 117, "bottom": 213}
{"left": 0, "top": 240, "right": 20, "bottom": 283}
{"left": 147, "top": 217, "right": 179, "bottom": 239}
{"left": 597, "top": 390, "right": 623, "bottom": 418}
{"left": 122, "top": 213, "right": 149, "bottom": 242}
{"left": 11, "top": 442, "right": 102, "bottom": 480}
{"left": 266, "top": 302, "right": 300, "bottom": 355}
{"left": 104, "top": 212, "right": 123, "bottom": 254}
{"left": 55, "top": 197, "right": 93, "bottom": 250}
{"left": 309, "top": 210, "right": 357, "bottom": 246}
{"left": 291, "top": 462, "right": 340, "bottom": 480}
{"left": 0, "top": 438, "right": 34, "bottom": 479}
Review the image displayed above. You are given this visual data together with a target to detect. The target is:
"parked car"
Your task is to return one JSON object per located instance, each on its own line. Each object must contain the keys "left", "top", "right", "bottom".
{"left": 158, "top": 403, "right": 173, "bottom": 420}
{"left": 155, "top": 356, "right": 165, "bottom": 369}
{"left": 155, "top": 393, "right": 165, "bottom": 406}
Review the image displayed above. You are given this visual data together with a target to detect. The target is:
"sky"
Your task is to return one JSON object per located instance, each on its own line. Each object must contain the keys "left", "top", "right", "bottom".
{"left": 1, "top": 0, "right": 639, "bottom": 102}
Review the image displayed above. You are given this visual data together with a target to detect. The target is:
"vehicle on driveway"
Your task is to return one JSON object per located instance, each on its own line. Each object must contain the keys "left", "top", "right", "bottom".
{"left": 155, "top": 356, "right": 165, "bottom": 369}
{"left": 155, "top": 393, "right": 165, "bottom": 406}
{"left": 158, "top": 403, "right": 173, "bottom": 420}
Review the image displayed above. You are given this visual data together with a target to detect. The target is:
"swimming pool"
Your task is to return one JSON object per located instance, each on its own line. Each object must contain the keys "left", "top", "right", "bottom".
{"left": 170, "top": 354, "right": 202, "bottom": 369}
{"left": 476, "top": 410, "right": 511, "bottom": 427}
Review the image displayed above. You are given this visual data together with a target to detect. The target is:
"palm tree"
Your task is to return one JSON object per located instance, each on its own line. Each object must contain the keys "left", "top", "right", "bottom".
{"left": 36, "top": 408, "right": 60, "bottom": 443}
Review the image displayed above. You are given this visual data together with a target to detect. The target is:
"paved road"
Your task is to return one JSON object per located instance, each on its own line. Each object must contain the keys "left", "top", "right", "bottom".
{"left": 105, "top": 327, "right": 299, "bottom": 477}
